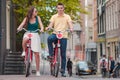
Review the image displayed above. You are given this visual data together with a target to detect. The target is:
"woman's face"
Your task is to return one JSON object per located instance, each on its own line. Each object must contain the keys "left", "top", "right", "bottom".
{"left": 32, "top": 8, "right": 38, "bottom": 16}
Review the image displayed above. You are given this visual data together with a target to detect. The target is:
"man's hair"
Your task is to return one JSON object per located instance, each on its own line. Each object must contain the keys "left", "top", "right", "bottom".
{"left": 56, "top": 2, "right": 64, "bottom": 7}
{"left": 103, "top": 55, "right": 106, "bottom": 57}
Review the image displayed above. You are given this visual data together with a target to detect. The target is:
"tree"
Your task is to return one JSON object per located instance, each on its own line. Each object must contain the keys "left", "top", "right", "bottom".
{"left": 12, "top": 0, "right": 87, "bottom": 26}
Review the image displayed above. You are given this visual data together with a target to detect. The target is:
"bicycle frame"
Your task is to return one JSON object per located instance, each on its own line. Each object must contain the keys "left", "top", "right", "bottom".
{"left": 17, "top": 28, "right": 40, "bottom": 77}
{"left": 52, "top": 39, "right": 60, "bottom": 64}
{"left": 50, "top": 32, "right": 63, "bottom": 77}
{"left": 49, "top": 28, "right": 70, "bottom": 77}
{"left": 25, "top": 33, "right": 33, "bottom": 63}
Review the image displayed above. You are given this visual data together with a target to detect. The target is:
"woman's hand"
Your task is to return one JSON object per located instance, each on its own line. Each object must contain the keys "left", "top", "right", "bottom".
{"left": 40, "top": 29, "right": 44, "bottom": 32}
{"left": 17, "top": 27, "right": 22, "bottom": 32}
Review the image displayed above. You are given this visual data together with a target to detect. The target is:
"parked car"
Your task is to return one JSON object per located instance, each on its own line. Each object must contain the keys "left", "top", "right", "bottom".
{"left": 87, "top": 61, "right": 97, "bottom": 75}
{"left": 76, "top": 61, "right": 97, "bottom": 75}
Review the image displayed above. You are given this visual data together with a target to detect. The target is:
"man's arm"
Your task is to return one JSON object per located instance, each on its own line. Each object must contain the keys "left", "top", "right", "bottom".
{"left": 67, "top": 15, "right": 73, "bottom": 31}
{"left": 46, "top": 22, "right": 54, "bottom": 30}
{"left": 48, "top": 22, "right": 54, "bottom": 28}
{"left": 68, "top": 21, "right": 73, "bottom": 29}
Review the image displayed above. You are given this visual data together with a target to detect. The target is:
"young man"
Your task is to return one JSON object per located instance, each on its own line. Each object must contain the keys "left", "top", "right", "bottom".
{"left": 46, "top": 3, "right": 73, "bottom": 77}
{"left": 100, "top": 55, "right": 108, "bottom": 77}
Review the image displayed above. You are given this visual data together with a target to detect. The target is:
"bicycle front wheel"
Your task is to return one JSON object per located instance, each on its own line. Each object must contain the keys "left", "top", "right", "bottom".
{"left": 25, "top": 62, "right": 30, "bottom": 77}
{"left": 54, "top": 48, "right": 60, "bottom": 77}
{"left": 25, "top": 48, "right": 31, "bottom": 77}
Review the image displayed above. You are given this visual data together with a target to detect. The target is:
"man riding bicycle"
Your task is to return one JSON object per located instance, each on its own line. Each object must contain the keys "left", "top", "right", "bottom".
{"left": 46, "top": 3, "right": 73, "bottom": 77}
{"left": 100, "top": 55, "right": 108, "bottom": 77}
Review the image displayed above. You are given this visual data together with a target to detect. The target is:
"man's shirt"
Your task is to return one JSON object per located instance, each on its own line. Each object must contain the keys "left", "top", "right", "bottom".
{"left": 50, "top": 13, "right": 72, "bottom": 38}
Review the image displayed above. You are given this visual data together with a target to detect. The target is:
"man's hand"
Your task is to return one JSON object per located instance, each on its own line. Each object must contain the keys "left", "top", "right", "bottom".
{"left": 45, "top": 27, "right": 50, "bottom": 30}
{"left": 70, "top": 28, "right": 73, "bottom": 32}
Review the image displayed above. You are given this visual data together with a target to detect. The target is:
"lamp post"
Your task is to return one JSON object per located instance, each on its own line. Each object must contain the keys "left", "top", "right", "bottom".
{"left": 0, "top": 0, "right": 6, "bottom": 74}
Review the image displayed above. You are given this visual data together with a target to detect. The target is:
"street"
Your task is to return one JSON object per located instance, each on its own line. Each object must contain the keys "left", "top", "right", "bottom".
{"left": 0, "top": 60, "right": 119, "bottom": 80}
{"left": 0, "top": 73, "right": 119, "bottom": 80}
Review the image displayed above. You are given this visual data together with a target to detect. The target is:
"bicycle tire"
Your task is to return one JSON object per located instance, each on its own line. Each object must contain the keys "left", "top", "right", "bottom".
{"left": 50, "top": 63, "right": 54, "bottom": 76}
{"left": 115, "top": 67, "right": 120, "bottom": 78}
{"left": 54, "top": 48, "right": 60, "bottom": 77}
{"left": 25, "top": 48, "right": 31, "bottom": 77}
{"left": 25, "top": 62, "right": 30, "bottom": 77}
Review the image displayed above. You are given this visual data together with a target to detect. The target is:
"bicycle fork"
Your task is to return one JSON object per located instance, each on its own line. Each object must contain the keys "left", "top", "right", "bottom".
{"left": 25, "top": 38, "right": 33, "bottom": 63}
{"left": 53, "top": 39, "right": 60, "bottom": 65}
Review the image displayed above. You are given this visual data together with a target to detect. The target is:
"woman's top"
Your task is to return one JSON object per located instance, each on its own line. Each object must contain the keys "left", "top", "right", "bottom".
{"left": 27, "top": 16, "right": 39, "bottom": 31}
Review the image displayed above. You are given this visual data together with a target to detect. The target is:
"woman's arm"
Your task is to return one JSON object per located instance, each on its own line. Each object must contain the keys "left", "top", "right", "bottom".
{"left": 45, "top": 22, "right": 54, "bottom": 30}
{"left": 17, "top": 17, "right": 27, "bottom": 31}
{"left": 37, "top": 16, "right": 44, "bottom": 32}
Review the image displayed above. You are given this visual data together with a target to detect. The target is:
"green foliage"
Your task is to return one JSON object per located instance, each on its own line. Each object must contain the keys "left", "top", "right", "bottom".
{"left": 41, "top": 43, "right": 46, "bottom": 49}
{"left": 12, "top": 0, "right": 87, "bottom": 27}
{"left": 12, "top": 0, "right": 87, "bottom": 51}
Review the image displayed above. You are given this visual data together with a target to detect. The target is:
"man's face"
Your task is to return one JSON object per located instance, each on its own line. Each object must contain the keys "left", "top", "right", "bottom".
{"left": 56, "top": 5, "right": 64, "bottom": 14}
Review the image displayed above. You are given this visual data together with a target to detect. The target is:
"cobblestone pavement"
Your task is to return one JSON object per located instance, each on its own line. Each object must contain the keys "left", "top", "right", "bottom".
{"left": 0, "top": 60, "right": 120, "bottom": 80}
{"left": 0, "top": 74, "right": 120, "bottom": 80}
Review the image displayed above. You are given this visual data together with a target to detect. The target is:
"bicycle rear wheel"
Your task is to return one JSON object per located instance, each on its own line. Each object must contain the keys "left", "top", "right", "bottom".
{"left": 54, "top": 48, "right": 60, "bottom": 77}
{"left": 50, "top": 62, "right": 54, "bottom": 76}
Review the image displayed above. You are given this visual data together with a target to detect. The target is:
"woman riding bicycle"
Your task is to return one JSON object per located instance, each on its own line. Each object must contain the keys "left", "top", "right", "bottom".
{"left": 17, "top": 6, "right": 44, "bottom": 76}
{"left": 46, "top": 3, "right": 73, "bottom": 77}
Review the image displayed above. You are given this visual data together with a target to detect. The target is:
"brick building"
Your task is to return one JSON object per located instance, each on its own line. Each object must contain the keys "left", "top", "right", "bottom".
{"left": 106, "top": 0, "right": 120, "bottom": 62}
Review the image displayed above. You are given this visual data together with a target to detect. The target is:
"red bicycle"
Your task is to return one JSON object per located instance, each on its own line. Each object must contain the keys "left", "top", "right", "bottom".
{"left": 48, "top": 28, "right": 70, "bottom": 77}
{"left": 18, "top": 28, "right": 40, "bottom": 77}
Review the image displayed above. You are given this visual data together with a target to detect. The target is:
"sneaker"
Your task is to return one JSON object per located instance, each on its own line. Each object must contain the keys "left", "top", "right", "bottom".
{"left": 61, "top": 73, "right": 66, "bottom": 77}
{"left": 21, "top": 51, "right": 25, "bottom": 56}
{"left": 60, "top": 69, "right": 64, "bottom": 73}
{"left": 36, "top": 71, "right": 40, "bottom": 76}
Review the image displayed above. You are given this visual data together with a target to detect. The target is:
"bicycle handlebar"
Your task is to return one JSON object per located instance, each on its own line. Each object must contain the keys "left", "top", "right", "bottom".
{"left": 17, "top": 28, "right": 41, "bottom": 33}
{"left": 48, "top": 28, "right": 71, "bottom": 33}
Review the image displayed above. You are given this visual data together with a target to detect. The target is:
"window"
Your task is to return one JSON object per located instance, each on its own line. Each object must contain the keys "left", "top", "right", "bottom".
{"left": 106, "top": 7, "right": 108, "bottom": 32}
{"left": 100, "top": 43, "right": 103, "bottom": 57}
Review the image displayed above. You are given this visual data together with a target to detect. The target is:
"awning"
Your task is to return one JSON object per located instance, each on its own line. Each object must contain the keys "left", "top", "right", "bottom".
{"left": 87, "top": 42, "right": 97, "bottom": 49}
{"left": 106, "top": 37, "right": 119, "bottom": 42}
{"left": 96, "top": 38, "right": 106, "bottom": 42}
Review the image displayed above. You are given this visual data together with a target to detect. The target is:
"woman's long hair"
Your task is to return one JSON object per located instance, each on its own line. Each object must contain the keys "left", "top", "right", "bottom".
{"left": 24, "top": 6, "right": 35, "bottom": 27}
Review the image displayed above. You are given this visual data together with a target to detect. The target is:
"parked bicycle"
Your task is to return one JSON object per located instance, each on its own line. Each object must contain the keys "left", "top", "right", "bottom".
{"left": 17, "top": 28, "right": 40, "bottom": 77}
{"left": 112, "top": 62, "right": 120, "bottom": 78}
{"left": 47, "top": 28, "right": 71, "bottom": 77}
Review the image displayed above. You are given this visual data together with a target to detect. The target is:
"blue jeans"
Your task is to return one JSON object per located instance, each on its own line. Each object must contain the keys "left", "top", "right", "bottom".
{"left": 47, "top": 34, "right": 67, "bottom": 74}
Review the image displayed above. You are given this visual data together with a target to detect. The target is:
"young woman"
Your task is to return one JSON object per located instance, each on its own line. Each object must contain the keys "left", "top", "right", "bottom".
{"left": 17, "top": 6, "right": 44, "bottom": 76}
